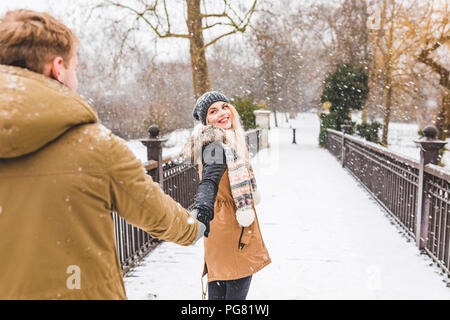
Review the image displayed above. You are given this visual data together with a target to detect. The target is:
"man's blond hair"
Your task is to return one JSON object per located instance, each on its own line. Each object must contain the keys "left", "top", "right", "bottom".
{"left": 0, "top": 9, "right": 78, "bottom": 73}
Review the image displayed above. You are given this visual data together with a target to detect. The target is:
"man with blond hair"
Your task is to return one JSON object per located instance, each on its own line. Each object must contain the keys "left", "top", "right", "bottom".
{"left": 0, "top": 9, "right": 222, "bottom": 300}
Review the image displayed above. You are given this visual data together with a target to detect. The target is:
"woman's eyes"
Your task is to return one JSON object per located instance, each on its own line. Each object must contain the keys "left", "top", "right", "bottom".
{"left": 210, "top": 105, "right": 227, "bottom": 115}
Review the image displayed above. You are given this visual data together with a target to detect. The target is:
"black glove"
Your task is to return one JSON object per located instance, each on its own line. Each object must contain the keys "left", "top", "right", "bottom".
{"left": 192, "top": 207, "right": 211, "bottom": 238}
{"left": 193, "top": 142, "right": 227, "bottom": 237}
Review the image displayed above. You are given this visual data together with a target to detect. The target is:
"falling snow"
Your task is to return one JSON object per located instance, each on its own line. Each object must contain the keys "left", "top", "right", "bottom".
{"left": 124, "top": 113, "right": 450, "bottom": 300}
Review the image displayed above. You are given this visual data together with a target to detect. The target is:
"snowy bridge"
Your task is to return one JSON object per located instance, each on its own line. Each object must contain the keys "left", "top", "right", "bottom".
{"left": 123, "top": 113, "right": 450, "bottom": 299}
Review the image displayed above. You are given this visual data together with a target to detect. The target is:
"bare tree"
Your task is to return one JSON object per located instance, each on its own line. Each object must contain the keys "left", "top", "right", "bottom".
{"left": 98, "top": 0, "right": 257, "bottom": 100}
{"left": 249, "top": 4, "right": 312, "bottom": 126}
{"left": 367, "top": 0, "right": 449, "bottom": 144}
{"left": 404, "top": 0, "right": 449, "bottom": 139}
{"left": 333, "top": 0, "right": 371, "bottom": 68}
{"left": 367, "top": 0, "right": 420, "bottom": 145}
{"left": 419, "top": 36, "right": 450, "bottom": 139}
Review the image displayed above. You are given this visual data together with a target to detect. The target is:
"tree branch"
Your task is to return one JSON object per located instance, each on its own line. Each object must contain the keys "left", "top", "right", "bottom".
{"left": 202, "top": 30, "right": 239, "bottom": 51}
{"left": 163, "top": 0, "right": 171, "bottom": 33}
{"left": 200, "top": 12, "right": 226, "bottom": 19}
{"left": 418, "top": 36, "right": 450, "bottom": 89}
{"left": 200, "top": 0, "right": 257, "bottom": 52}
{"left": 106, "top": 1, "right": 190, "bottom": 39}
{"left": 201, "top": 21, "right": 232, "bottom": 31}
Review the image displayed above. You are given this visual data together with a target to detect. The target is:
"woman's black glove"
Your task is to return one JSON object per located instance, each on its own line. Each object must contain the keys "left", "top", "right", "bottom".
{"left": 192, "top": 142, "right": 227, "bottom": 237}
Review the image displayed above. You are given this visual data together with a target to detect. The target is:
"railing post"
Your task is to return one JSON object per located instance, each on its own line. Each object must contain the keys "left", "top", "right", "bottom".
{"left": 141, "top": 125, "right": 167, "bottom": 187}
{"left": 254, "top": 110, "right": 271, "bottom": 149}
{"left": 341, "top": 120, "right": 351, "bottom": 168}
{"left": 414, "top": 125, "right": 447, "bottom": 249}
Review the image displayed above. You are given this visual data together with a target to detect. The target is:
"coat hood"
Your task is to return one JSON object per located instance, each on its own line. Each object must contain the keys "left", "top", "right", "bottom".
{"left": 184, "top": 124, "right": 228, "bottom": 163}
{"left": 0, "top": 65, "right": 98, "bottom": 159}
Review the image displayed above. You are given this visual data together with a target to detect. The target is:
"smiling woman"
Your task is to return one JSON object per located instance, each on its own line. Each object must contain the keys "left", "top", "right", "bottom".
{"left": 187, "top": 91, "right": 271, "bottom": 301}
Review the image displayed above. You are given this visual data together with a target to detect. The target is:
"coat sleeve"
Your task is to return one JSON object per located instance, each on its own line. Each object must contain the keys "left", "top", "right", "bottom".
{"left": 193, "top": 143, "right": 227, "bottom": 214}
{"left": 106, "top": 135, "right": 198, "bottom": 246}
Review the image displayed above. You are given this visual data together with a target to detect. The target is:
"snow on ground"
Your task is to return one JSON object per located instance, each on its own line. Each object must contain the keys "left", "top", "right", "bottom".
{"left": 124, "top": 112, "right": 450, "bottom": 300}
{"left": 351, "top": 112, "right": 449, "bottom": 167}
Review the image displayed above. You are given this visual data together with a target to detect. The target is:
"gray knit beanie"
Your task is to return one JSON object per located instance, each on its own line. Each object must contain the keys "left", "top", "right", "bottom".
{"left": 192, "top": 91, "right": 230, "bottom": 124}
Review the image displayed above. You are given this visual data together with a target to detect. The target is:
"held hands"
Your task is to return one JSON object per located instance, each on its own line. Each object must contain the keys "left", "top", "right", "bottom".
{"left": 191, "top": 208, "right": 209, "bottom": 240}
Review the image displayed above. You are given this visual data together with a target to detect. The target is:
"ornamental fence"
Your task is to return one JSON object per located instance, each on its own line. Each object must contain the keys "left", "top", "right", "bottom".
{"left": 326, "top": 127, "right": 449, "bottom": 277}
{"left": 115, "top": 126, "right": 263, "bottom": 274}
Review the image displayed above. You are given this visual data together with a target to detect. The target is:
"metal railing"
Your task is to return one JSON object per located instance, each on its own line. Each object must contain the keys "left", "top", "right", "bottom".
{"left": 326, "top": 128, "right": 449, "bottom": 276}
{"left": 114, "top": 127, "right": 264, "bottom": 274}
{"left": 112, "top": 212, "right": 159, "bottom": 275}
{"left": 246, "top": 129, "right": 262, "bottom": 157}
{"left": 422, "top": 166, "right": 450, "bottom": 274}
{"left": 162, "top": 158, "right": 199, "bottom": 210}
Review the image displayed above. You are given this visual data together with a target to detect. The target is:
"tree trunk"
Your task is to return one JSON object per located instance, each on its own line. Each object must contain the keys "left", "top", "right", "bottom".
{"left": 381, "top": 4, "right": 394, "bottom": 147}
{"left": 381, "top": 48, "right": 393, "bottom": 146}
{"left": 416, "top": 34, "right": 449, "bottom": 140}
{"left": 436, "top": 65, "right": 449, "bottom": 140}
{"left": 273, "top": 109, "right": 278, "bottom": 127}
{"left": 360, "top": 0, "right": 369, "bottom": 124}
{"left": 186, "top": 0, "right": 210, "bottom": 100}
{"left": 263, "top": 59, "right": 278, "bottom": 127}
{"left": 381, "top": 77, "right": 392, "bottom": 146}
{"left": 289, "top": 108, "right": 296, "bottom": 119}
{"left": 361, "top": 106, "right": 368, "bottom": 123}
{"left": 436, "top": 92, "right": 450, "bottom": 140}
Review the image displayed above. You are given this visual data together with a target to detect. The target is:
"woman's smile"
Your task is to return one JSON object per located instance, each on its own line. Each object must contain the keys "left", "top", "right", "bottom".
{"left": 219, "top": 116, "right": 230, "bottom": 125}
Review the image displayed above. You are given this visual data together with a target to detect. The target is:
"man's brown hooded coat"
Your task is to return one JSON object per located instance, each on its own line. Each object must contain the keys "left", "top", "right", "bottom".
{"left": 0, "top": 65, "right": 199, "bottom": 300}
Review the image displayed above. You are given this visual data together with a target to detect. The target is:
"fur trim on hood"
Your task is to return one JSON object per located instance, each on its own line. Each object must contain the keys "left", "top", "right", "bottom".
{"left": 186, "top": 123, "right": 260, "bottom": 228}
{"left": 184, "top": 124, "right": 228, "bottom": 164}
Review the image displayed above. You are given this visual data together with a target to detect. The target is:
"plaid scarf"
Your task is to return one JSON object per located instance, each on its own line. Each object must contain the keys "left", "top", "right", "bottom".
{"left": 224, "top": 145, "right": 257, "bottom": 227}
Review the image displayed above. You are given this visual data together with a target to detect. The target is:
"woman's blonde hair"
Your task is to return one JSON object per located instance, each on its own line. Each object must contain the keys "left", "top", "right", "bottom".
{"left": 207, "top": 103, "right": 250, "bottom": 162}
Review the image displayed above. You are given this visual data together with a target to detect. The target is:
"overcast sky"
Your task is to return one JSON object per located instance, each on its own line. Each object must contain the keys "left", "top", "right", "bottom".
{"left": 0, "top": 0, "right": 56, "bottom": 13}
{"left": 0, "top": 0, "right": 189, "bottom": 62}
{"left": 0, "top": 0, "right": 259, "bottom": 63}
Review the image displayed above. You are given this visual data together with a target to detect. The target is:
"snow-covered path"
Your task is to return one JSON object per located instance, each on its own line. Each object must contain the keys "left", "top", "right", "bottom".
{"left": 124, "top": 113, "right": 450, "bottom": 300}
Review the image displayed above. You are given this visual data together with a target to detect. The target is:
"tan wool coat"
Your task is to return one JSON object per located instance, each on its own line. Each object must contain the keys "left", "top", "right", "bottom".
{"left": 191, "top": 126, "right": 271, "bottom": 282}
{"left": 0, "top": 65, "right": 199, "bottom": 300}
